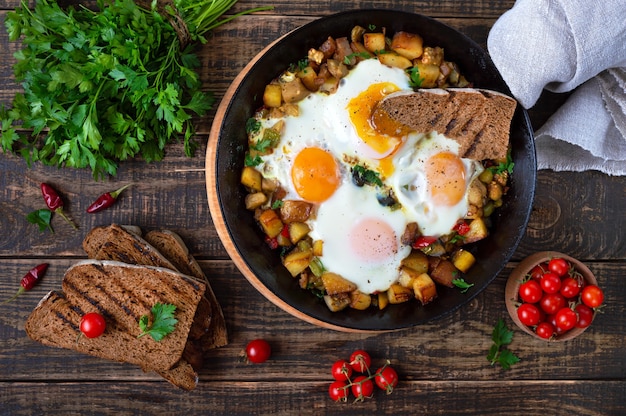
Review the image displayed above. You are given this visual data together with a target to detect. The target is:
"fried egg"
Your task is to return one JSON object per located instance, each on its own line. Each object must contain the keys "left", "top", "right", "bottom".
{"left": 256, "top": 58, "right": 483, "bottom": 294}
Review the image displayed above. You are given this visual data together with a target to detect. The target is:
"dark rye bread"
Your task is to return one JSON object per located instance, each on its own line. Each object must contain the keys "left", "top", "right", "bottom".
{"left": 26, "top": 260, "right": 206, "bottom": 372}
{"left": 144, "top": 230, "right": 228, "bottom": 349}
{"left": 374, "top": 88, "right": 517, "bottom": 160}
{"left": 82, "top": 224, "right": 177, "bottom": 270}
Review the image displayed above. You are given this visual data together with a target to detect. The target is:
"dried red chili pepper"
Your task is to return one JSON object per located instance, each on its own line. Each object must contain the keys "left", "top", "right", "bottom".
{"left": 3, "top": 263, "right": 49, "bottom": 303}
{"left": 86, "top": 184, "right": 131, "bottom": 213}
{"left": 40, "top": 183, "right": 78, "bottom": 229}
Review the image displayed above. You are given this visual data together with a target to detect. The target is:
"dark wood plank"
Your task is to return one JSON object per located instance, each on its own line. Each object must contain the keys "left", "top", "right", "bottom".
{"left": 1, "top": 380, "right": 624, "bottom": 415}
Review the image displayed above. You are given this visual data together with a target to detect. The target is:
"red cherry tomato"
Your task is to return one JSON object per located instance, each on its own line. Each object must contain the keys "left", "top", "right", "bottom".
{"left": 351, "top": 376, "right": 374, "bottom": 401}
{"left": 555, "top": 307, "right": 578, "bottom": 332}
{"left": 535, "top": 321, "right": 555, "bottom": 340}
{"left": 331, "top": 359, "right": 353, "bottom": 381}
{"left": 245, "top": 339, "right": 271, "bottom": 364}
{"left": 540, "top": 272, "right": 562, "bottom": 294}
{"left": 575, "top": 303, "right": 595, "bottom": 328}
{"left": 80, "top": 312, "right": 106, "bottom": 338}
{"left": 349, "top": 350, "right": 372, "bottom": 373}
{"left": 540, "top": 293, "right": 566, "bottom": 315}
{"left": 517, "top": 303, "right": 542, "bottom": 326}
{"left": 329, "top": 380, "right": 349, "bottom": 402}
{"left": 530, "top": 263, "right": 549, "bottom": 281}
{"left": 375, "top": 366, "right": 399, "bottom": 394}
{"left": 519, "top": 280, "right": 543, "bottom": 303}
{"left": 560, "top": 276, "right": 581, "bottom": 299}
{"left": 581, "top": 285, "right": 604, "bottom": 308}
{"left": 548, "top": 257, "right": 570, "bottom": 277}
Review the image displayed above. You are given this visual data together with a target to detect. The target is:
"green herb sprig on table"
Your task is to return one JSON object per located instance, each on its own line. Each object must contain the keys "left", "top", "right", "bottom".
{"left": 0, "top": 0, "right": 271, "bottom": 178}
{"left": 487, "top": 318, "right": 520, "bottom": 370}
{"left": 138, "top": 302, "right": 178, "bottom": 341}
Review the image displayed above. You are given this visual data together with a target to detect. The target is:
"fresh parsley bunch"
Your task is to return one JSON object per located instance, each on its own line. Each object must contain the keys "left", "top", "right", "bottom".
{"left": 0, "top": 0, "right": 269, "bottom": 178}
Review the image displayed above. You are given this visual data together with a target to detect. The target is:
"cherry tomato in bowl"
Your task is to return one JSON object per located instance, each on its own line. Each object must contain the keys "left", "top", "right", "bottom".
{"left": 505, "top": 251, "right": 601, "bottom": 342}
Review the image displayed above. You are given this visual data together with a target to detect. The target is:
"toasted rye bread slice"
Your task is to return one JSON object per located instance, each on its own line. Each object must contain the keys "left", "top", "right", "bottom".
{"left": 144, "top": 230, "right": 228, "bottom": 349}
{"left": 82, "top": 224, "right": 177, "bottom": 270}
{"left": 27, "top": 261, "right": 206, "bottom": 373}
{"left": 373, "top": 88, "right": 517, "bottom": 160}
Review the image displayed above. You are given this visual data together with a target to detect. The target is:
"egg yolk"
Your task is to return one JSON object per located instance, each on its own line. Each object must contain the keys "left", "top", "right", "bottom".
{"left": 349, "top": 217, "right": 398, "bottom": 262}
{"left": 347, "top": 82, "right": 403, "bottom": 158}
{"left": 291, "top": 147, "right": 340, "bottom": 202}
{"left": 425, "top": 152, "right": 467, "bottom": 206}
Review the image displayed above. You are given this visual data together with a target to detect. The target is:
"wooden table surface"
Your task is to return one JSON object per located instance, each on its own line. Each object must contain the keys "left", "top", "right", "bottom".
{"left": 1, "top": 0, "right": 625, "bottom": 415}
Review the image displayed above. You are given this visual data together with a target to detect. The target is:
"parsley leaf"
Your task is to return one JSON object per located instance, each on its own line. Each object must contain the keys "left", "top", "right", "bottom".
{"left": 26, "top": 209, "right": 53, "bottom": 233}
{"left": 452, "top": 278, "right": 474, "bottom": 293}
{"left": 487, "top": 319, "right": 520, "bottom": 370}
{"left": 352, "top": 165, "right": 383, "bottom": 187}
{"left": 406, "top": 66, "right": 424, "bottom": 88}
{"left": 343, "top": 51, "right": 372, "bottom": 65}
{"left": 246, "top": 118, "right": 262, "bottom": 134}
{"left": 138, "top": 302, "right": 178, "bottom": 342}
{"left": 490, "top": 151, "right": 515, "bottom": 175}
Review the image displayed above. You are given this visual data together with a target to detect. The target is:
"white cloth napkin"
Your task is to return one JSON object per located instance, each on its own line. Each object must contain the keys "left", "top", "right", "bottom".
{"left": 487, "top": 0, "right": 626, "bottom": 175}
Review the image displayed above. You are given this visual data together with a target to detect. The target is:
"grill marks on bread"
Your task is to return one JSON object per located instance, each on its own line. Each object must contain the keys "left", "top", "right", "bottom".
{"left": 374, "top": 88, "right": 517, "bottom": 160}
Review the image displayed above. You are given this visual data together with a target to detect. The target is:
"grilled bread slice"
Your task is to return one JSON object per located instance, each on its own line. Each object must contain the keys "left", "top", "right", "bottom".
{"left": 373, "top": 88, "right": 517, "bottom": 160}
{"left": 26, "top": 260, "right": 206, "bottom": 373}
{"left": 144, "top": 230, "right": 228, "bottom": 349}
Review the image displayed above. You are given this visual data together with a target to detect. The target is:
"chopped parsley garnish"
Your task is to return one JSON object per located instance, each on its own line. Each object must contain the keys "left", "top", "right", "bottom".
{"left": 490, "top": 151, "right": 515, "bottom": 175}
{"left": 246, "top": 118, "right": 262, "bottom": 134}
{"left": 343, "top": 51, "right": 372, "bottom": 65}
{"left": 452, "top": 278, "right": 474, "bottom": 293}
{"left": 244, "top": 153, "right": 263, "bottom": 167}
{"left": 407, "top": 66, "right": 424, "bottom": 88}
{"left": 352, "top": 165, "right": 383, "bottom": 187}
{"left": 271, "top": 199, "right": 284, "bottom": 209}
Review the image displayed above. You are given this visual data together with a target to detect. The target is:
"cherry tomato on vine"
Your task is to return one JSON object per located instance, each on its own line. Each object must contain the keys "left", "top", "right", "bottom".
{"left": 331, "top": 359, "right": 353, "bottom": 381}
{"left": 329, "top": 380, "right": 349, "bottom": 402}
{"left": 555, "top": 307, "right": 578, "bottom": 332}
{"left": 519, "top": 280, "right": 543, "bottom": 303}
{"left": 540, "top": 292, "right": 566, "bottom": 315}
{"left": 535, "top": 321, "right": 555, "bottom": 340}
{"left": 517, "top": 303, "right": 541, "bottom": 326}
{"left": 575, "top": 303, "right": 595, "bottom": 328}
{"left": 540, "top": 272, "right": 562, "bottom": 294}
{"left": 548, "top": 257, "right": 570, "bottom": 277}
{"left": 80, "top": 312, "right": 106, "bottom": 338}
{"left": 351, "top": 376, "right": 374, "bottom": 400}
{"left": 581, "top": 285, "right": 604, "bottom": 308}
{"left": 245, "top": 339, "right": 271, "bottom": 364}
{"left": 375, "top": 366, "right": 399, "bottom": 394}
{"left": 349, "top": 350, "right": 371, "bottom": 373}
{"left": 560, "top": 276, "right": 581, "bottom": 299}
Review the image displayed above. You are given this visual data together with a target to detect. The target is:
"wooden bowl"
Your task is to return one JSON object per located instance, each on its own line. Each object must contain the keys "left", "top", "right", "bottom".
{"left": 505, "top": 251, "right": 598, "bottom": 341}
{"left": 206, "top": 10, "right": 536, "bottom": 332}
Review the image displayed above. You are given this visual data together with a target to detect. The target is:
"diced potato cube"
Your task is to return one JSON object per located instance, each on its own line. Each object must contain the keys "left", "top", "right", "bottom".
{"left": 281, "top": 78, "right": 310, "bottom": 104}
{"left": 400, "top": 251, "right": 429, "bottom": 275}
{"left": 312, "top": 240, "right": 323, "bottom": 257}
{"left": 412, "top": 273, "right": 437, "bottom": 305}
{"left": 326, "top": 59, "right": 349, "bottom": 79}
{"left": 324, "top": 294, "right": 350, "bottom": 312}
{"left": 398, "top": 266, "right": 416, "bottom": 288}
{"left": 377, "top": 292, "right": 389, "bottom": 310}
{"left": 263, "top": 83, "right": 282, "bottom": 108}
{"left": 413, "top": 63, "right": 440, "bottom": 88}
{"left": 261, "top": 178, "right": 279, "bottom": 193}
{"left": 321, "top": 272, "right": 357, "bottom": 295}
{"left": 363, "top": 32, "right": 386, "bottom": 53}
{"left": 387, "top": 284, "right": 413, "bottom": 304}
{"left": 350, "top": 25, "right": 366, "bottom": 43}
{"left": 378, "top": 52, "right": 413, "bottom": 69}
{"left": 288, "top": 222, "right": 310, "bottom": 244}
{"left": 349, "top": 290, "right": 372, "bottom": 310}
{"left": 391, "top": 31, "right": 424, "bottom": 60}
{"left": 464, "top": 218, "right": 489, "bottom": 244}
{"left": 280, "top": 200, "right": 313, "bottom": 223}
{"left": 244, "top": 192, "right": 267, "bottom": 210}
{"left": 241, "top": 166, "right": 262, "bottom": 191}
{"left": 283, "top": 248, "right": 313, "bottom": 277}
{"left": 258, "top": 209, "right": 283, "bottom": 238}
{"left": 452, "top": 249, "right": 476, "bottom": 273}
{"left": 296, "top": 66, "right": 320, "bottom": 92}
